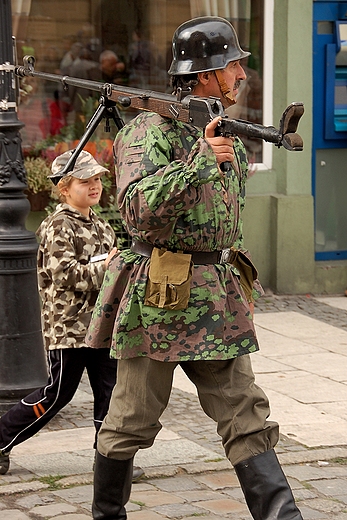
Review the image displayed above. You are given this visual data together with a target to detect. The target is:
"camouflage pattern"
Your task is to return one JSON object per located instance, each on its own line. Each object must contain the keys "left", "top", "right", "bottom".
{"left": 51, "top": 150, "right": 109, "bottom": 179}
{"left": 37, "top": 203, "right": 115, "bottom": 350}
{"left": 86, "top": 112, "right": 260, "bottom": 361}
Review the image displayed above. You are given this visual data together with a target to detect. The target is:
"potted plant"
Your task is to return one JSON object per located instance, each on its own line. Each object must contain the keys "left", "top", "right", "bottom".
{"left": 24, "top": 156, "right": 54, "bottom": 211}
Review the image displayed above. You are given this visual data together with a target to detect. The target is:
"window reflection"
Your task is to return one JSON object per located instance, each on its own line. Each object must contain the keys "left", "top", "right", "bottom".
{"left": 13, "top": 0, "right": 264, "bottom": 164}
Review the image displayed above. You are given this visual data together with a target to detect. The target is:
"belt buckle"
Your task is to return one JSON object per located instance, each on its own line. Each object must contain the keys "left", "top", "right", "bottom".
{"left": 220, "top": 248, "right": 231, "bottom": 264}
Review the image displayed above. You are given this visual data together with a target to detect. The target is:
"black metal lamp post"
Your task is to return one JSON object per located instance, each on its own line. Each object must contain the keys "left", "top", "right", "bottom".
{"left": 0, "top": 0, "right": 47, "bottom": 414}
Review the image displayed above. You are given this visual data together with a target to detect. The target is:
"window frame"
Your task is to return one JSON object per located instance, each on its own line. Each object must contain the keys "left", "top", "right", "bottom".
{"left": 257, "top": 0, "right": 274, "bottom": 171}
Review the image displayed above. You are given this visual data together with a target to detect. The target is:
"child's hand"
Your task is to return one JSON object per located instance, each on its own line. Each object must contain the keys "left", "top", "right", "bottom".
{"left": 105, "top": 247, "right": 118, "bottom": 267}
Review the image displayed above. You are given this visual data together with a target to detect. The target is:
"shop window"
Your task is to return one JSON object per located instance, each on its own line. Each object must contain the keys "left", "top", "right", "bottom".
{"left": 12, "top": 0, "right": 269, "bottom": 166}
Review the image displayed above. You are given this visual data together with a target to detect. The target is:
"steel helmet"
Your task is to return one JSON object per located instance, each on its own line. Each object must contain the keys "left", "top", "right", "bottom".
{"left": 168, "top": 16, "right": 250, "bottom": 76}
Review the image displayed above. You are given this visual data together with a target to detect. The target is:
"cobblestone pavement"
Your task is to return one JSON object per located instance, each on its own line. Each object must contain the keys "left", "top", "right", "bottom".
{"left": 254, "top": 292, "right": 347, "bottom": 330}
{"left": 0, "top": 293, "right": 346, "bottom": 519}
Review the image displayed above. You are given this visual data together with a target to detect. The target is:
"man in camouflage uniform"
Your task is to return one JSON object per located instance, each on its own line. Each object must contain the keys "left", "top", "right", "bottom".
{"left": 87, "top": 17, "right": 303, "bottom": 520}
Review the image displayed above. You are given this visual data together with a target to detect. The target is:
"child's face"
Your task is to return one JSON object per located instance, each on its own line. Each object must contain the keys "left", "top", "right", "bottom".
{"left": 61, "top": 174, "right": 103, "bottom": 216}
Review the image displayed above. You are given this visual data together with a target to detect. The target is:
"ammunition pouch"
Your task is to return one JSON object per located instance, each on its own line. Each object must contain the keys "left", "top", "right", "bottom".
{"left": 144, "top": 248, "right": 192, "bottom": 310}
{"left": 229, "top": 249, "right": 258, "bottom": 303}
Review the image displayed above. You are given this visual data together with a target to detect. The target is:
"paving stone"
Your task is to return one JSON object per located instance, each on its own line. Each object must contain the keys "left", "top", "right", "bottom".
{"left": 54, "top": 513, "right": 91, "bottom": 520}
{"left": 129, "top": 489, "right": 185, "bottom": 507}
{"left": 293, "top": 488, "right": 319, "bottom": 500}
{"left": 287, "top": 476, "right": 305, "bottom": 490}
{"left": 278, "top": 447, "right": 347, "bottom": 465}
{"left": 12, "top": 452, "right": 93, "bottom": 478}
{"left": 153, "top": 502, "right": 206, "bottom": 518}
{"left": 11, "top": 472, "right": 37, "bottom": 483}
{"left": 126, "top": 501, "right": 141, "bottom": 512}
{"left": 309, "top": 478, "right": 347, "bottom": 497}
{"left": 301, "top": 498, "right": 347, "bottom": 514}
{"left": 137, "top": 465, "right": 179, "bottom": 478}
{"left": 135, "top": 438, "right": 220, "bottom": 468}
{"left": 0, "top": 481, "right": 49, "bottom": 496}
{"left": 29, "top": 502, "right": 77, "bottom": 516}
{"left": 180, "top": 460, "right": 230, "bottom": 474}
{"left": 53, "top": 484, "right": 93, "bottom": 504}
{"left": 130, "top": 482, "right": 155, "bottom": 492}
{"left": 0, "top": 512, "right": 31, "bottom": 520}
{"left": 223, "top": 486, "right": 245, "bottom": 501}
{"left": 184, "top": 516, "right": 220, "bottom": 520}
{"left": 0, "top": 475, "right": 22, "bottom": 485}
{"left": 285, "top": 463, "right": 347, "bottom": 481}
{"left": 227, "top": 513, "right": 253, "bottom": 520}
{"left": 56, "top": 473, "right": 94, "bottom": 488}
{"left": 80, "top": 502, "right": 93, "bottom": 512}
{"left": 175, "top": 489, "right": 228, "bottom": 502}
{"left": 196, "top": 497, "right": 248, "bottom": 515}
{"left": 128, "top": 511, "right": 168, "bottom": 519}
{"left": 146, "top": 476, "right": 204, "bottom": 492}
{"left": 296, "top": 504, "right": 327, "bottom": 518}
{"left": 15, "top": 494, "right": 55, "bottom": 508}
{"left": 194, "top": 471, "right": 240, "bottom": 490}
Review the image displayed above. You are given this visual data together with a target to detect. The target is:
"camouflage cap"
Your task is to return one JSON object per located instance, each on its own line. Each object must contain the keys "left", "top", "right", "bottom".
{"left": 51, "top": 150, "right": 109, "bottom": 180}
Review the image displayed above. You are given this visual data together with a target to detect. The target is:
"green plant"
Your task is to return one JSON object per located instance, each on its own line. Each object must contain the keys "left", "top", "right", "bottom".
{"left": 38, "top": 475, "right": 65, "bottom": 490}
{"left": 130, "top": 500, "right": 146, "bottom": 507}
{"left": 24, "top": 157, "right": 53, "bottom": 194}
{"left": 330, "top": 457, "right": 347, "bottom": 465}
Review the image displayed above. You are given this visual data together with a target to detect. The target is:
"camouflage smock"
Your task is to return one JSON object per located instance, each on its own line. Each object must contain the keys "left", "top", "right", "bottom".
{"left": 86, "top": 112, "right": 260, "bottom": 362}
{"left": 37, "top": 203, "right": 115, "bottom": 350}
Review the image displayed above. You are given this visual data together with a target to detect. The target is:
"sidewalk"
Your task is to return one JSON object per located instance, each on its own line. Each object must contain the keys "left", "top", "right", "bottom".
{"left": 0, "top": 293, "right": 347, "bottom": 519}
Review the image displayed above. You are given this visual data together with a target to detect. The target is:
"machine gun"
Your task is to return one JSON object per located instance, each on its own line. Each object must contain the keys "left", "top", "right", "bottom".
{"left": 15, "top": 56, "right": 304, "bottom": 184}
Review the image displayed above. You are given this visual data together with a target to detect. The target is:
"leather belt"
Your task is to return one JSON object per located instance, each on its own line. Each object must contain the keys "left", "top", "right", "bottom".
{"left": 130, "top": 239, "right": 233, "bottom": 265}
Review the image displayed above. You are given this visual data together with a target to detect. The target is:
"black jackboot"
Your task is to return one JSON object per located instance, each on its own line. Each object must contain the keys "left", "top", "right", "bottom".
{"left": 234, "top": 449, "right": 303, "bottom": 520}
{"left": 92, "top": 451, "right": 133, "bottom": 519}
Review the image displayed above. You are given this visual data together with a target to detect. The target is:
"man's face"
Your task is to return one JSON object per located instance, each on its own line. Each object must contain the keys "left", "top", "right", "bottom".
{"left": 194, "top": 60, "right": 247, "bottom": 107}
{"left": 220, "top": 60, "right": 247, "bottom": 100}
{"left": 101, "top": 57, "right": 117, "bottom": 76}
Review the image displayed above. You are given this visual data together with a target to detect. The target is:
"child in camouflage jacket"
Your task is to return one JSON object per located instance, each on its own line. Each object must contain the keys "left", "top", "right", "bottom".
{"left": 0, "top": 150, "right": 118, "bottom": 475}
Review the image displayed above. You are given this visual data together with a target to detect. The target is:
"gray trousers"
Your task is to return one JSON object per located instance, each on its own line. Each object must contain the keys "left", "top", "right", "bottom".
{"left": 97, "top": 354, "right": 279, "bottom": 466}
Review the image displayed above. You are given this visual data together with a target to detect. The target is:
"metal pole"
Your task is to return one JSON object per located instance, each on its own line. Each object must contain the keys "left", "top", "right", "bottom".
{"left": 0, "top": 0, "right": 47, "bottom": 414}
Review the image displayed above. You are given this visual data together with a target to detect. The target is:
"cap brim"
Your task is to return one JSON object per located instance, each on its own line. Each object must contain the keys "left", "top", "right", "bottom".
{"left": 70, "top": 164, "right": 109, "bottom": 179}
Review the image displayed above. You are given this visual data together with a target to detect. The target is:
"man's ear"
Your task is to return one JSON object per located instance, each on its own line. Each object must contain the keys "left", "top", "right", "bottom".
{"left": 198, "top": 71, "right": 212, "bottom": 85}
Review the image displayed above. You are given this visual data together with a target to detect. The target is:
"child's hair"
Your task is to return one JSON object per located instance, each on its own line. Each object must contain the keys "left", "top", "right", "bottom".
{"left": 55, "top": 175, "right": 74, "bottom": 203}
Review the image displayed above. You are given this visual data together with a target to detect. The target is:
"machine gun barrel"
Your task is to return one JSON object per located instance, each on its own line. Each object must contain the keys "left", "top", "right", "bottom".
{"left": 15, "top": 56, "right": 191, "bottom": 120}
{"left": 15, "top": 56, "right": 304, "bottom": 180}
